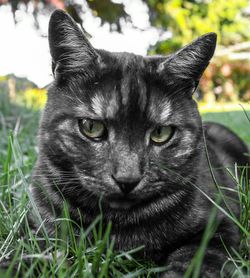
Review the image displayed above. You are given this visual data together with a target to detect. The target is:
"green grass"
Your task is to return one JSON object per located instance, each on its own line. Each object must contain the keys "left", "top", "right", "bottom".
{"left": 0, "top": 91, "right": 249, "bottom": 277}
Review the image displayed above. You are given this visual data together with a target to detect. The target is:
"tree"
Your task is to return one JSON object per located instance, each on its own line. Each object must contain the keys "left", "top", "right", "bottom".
{"left": 0, "top": 0, "right": 130, "bottom": 32}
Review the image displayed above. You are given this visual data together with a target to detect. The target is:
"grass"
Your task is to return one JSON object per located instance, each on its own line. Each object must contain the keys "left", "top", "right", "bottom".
{"left": 0, "top": 91, "right": 249, "bottom": 277}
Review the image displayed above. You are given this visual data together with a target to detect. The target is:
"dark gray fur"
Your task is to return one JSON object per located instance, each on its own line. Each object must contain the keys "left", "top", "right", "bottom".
{"left": 31, "top": 10, "right": 249, "bottom": 277}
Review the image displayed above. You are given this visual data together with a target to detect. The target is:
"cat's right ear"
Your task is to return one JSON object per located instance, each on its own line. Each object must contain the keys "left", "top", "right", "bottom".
{"left": 49, "top": 9, "right": 100, "bottom": 79}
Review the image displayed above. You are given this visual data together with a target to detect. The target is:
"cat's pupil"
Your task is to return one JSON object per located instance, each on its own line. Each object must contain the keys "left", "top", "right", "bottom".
{"left": 156, "top": 127, "right": 161, "bottom": 135}
{"left": 88, "top": 121, "right": 94, "bottom": 131}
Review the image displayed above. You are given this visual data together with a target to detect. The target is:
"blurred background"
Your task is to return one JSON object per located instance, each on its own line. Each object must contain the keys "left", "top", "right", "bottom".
{"left": 0, "top": 0, "right": 250, "bottom": 144}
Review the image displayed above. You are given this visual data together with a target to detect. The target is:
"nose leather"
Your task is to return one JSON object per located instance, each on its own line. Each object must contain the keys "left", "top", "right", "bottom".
{"left": 112, "top": 176, "right": 140, "bottom": 195}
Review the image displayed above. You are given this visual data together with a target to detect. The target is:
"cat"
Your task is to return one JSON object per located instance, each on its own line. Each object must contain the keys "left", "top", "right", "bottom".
{"left": 30, "top": 9, "right": 249, "bottom": 277}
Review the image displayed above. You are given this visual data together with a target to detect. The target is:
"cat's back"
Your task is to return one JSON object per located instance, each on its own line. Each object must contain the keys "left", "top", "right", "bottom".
{"left": 203, "top": 121, "right": 249, "bottom": 167}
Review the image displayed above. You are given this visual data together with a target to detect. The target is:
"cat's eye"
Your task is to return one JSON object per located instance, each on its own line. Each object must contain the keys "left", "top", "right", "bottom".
{"left": 79, "top": 119, "right": 106, "bottom": 139}
{"left": 150, "top": 126, "right": 173, "bottom": 144}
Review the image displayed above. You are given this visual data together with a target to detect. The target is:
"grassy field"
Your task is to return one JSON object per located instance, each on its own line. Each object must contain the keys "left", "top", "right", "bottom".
{"left": 0, "top": 91, "right": 249, "bottom": 277}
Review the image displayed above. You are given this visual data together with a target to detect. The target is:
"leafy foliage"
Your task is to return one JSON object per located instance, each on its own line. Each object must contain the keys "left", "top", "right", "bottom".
{"left": 3, "top": 0, "right": 250, "bottom": 46}
{"left": 146, "top": 0, "right": 250, "bottom": 53}
{"left": 0, "top": 75, "right": 46, "bottom": 109}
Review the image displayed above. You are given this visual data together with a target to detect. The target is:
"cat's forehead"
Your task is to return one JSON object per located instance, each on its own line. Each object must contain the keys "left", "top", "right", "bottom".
{"left": 81, "top": 51, "right": 174, "bottom": 124}
{"left": 99, "top": 50, "right": 166, "bottom": 78}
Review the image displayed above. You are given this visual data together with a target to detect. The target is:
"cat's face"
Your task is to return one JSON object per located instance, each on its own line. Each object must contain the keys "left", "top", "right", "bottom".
{"left": 39, "top": 10, "right": 216, "bottom": 210}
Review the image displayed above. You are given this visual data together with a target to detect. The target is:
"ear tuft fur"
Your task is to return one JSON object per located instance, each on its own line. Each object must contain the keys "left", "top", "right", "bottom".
{"left": 49, "top": 9, "right": 99, "bottom": 79}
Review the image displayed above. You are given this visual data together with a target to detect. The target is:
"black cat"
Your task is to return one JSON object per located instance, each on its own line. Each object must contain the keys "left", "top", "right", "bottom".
{"left": 31, "top": 10, "right": 249, "bottom": 277}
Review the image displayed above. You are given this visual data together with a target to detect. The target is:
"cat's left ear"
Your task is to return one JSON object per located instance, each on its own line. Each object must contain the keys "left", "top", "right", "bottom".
{"left": 49, "top": 9, "right": 101, "bottom": 78}
{"left": 158, "top": 33, "right": 217, "bottom": 90}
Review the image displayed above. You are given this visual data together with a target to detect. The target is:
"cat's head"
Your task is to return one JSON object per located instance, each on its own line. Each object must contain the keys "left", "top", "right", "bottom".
{"left": 40, "top": 10, "right": 216, "bottom": 210}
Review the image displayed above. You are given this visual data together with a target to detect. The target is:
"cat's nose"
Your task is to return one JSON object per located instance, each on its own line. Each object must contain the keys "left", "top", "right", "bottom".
{"left": 112, "top": 175, "right": 140, "bottom": 195}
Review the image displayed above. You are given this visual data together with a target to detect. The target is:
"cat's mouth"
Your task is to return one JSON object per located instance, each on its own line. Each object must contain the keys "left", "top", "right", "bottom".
{"left": 105, "top": 193, "right": 157, "bottom": 210}
{"left": 106, "top": 193, "right": 141, "bottom": 209}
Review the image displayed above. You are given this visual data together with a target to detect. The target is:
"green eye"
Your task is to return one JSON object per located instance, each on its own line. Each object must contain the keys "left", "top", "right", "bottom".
{"left": 150, "top": 126, "right": 173, "bottom": 144}
{"left": 79, "top": 119, "right": 106, "bottom": 139}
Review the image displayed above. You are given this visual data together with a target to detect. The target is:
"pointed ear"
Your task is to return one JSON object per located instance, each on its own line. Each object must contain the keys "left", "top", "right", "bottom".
{"left": 49, "top": 9, "right": 99, "bottom": 78}
{"left": 158, "top": 33, "right": 217, "bottom": 88}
